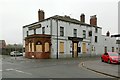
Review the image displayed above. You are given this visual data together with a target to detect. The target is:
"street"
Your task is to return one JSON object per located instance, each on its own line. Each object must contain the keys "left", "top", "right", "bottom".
{"left": 1, "top": 55, "right": 118, "bottom": 79}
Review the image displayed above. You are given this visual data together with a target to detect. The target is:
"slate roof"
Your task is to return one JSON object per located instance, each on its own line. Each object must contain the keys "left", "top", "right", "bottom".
{"left": 23, "top": 15, "right": 102, "bottom": 29}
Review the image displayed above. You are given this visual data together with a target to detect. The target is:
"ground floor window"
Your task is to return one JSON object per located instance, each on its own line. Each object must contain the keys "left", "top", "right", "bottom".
{"left": 36, "top": 41, "right": 42, "bottom": 52}
{"left": 59, "top": 42, "right": 64, "bottom": 53}
{"left": 112, "top": 47, "right": 114, "bottom": 52}
{"left": 104, "top": 46, "right": 107, "bottom": 53}
{"left": 45, "top": 42, "right": 50, "bottom": 52}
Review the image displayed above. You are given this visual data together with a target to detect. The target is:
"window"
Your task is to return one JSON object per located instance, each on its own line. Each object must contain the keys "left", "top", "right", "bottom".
{"left": 73, "top": 29, "right": 77, "bottom": 37}
{"left": 45, "top": 42, "right": 50, "bottom": 52}
{"left": 95, "top": 28, "right": 98, "bottom": 33}
{"left": 42, "top": 27, "right": 45, "bottom": 34}
{"left": 36, "top": 41, "right": 42, "bottom": 52}
{"left": 27, "top": 31, "right": 28, "bottom": 36}
{"left": 60, "top": 27, "right": 64, "bottom": 36}
{"left": 59, "top": 42, "right": 64, "bottom": 53}
{"left": 34, "top": 29, "right": 36, "bottom": 34}
{"left": 104, "top": 46, "right": 107, "bottom": 53}
{"left": 28, "top": 42, "right": 32, "bottom": 52}
{"left": 83, "top": 30, "right": 86, "bottom": 39}
{"left": 32, "top": 43, "right": 34, "bottom": 52}
{"left": 88, "top": 31, "right": 92, "bottom": 37}
{"left": 95, "top": 36, "right": 97, "bottom": 43}
{"left": 112, "top": 47, "right": 114, "bottom": 52}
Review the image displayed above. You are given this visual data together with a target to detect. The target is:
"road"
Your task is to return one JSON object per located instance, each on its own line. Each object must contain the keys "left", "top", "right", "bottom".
{"left": 1, "top": 55, "right": 117, "bottom": 79}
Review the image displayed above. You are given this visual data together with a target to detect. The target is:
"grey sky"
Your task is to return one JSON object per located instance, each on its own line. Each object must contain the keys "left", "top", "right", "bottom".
{"left": 0, "top": 0, "right": 119, "bottom": 44}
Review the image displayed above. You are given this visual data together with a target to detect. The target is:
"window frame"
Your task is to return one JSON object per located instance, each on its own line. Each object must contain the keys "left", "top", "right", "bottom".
{"left": 73, "top": 29, "right": 77, "bottom": 37}
{"left": 42, "top": 27, "right": 45, "bottom": 34}
{"left": 83, "top": 30, "right": 86, "bottom": 39}
{"left": 95, "top": 36, "right": 98, "bottom": 43}
{"left": 60, "top": 27, "right": 64, "bottom": 37}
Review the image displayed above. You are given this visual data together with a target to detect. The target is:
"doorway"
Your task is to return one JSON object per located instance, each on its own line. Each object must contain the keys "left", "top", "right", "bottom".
{"left": 73, "top": 42, "right": 78, "bottom": 58}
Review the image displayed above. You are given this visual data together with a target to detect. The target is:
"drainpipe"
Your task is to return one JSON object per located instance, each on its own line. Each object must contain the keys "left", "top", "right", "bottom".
{"left": 56, "top": 18, "right": 58, "bottom": 59}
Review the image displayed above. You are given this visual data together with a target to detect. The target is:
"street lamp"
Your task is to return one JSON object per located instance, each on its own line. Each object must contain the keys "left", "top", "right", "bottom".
{"left": 14, "top": 44, "right": 17, "bottom": 60}
{"left": 56, "top": 18, "right": 58, "bottom": 59}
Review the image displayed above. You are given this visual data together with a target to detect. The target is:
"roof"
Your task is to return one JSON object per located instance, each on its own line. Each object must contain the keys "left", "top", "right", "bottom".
{"left": 23, "top": 15, "right": 102, "bottom": 29}
{"left": 0, "top": 40, "right": 6, "bottom": 48}
{"left": 111, "top": 34, "right": 120, "bottom": 37}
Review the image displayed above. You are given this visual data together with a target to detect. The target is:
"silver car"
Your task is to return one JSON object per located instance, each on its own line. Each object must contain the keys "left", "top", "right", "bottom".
{"left": 10, "top": 51, "right": 23, "bottom": 56}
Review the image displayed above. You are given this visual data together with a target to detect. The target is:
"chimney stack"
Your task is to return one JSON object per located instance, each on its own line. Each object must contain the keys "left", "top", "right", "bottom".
{"left": 80, "top": 13, "right": 85, "bottom": 23}
{"left": 38, "top": 9, "right": 45, "bottom": 21}
{"left": 106, "top": 31, "right": 110, "bottom": 37}
{"left": 90, "top": 15, "right": 97, "bottom": 26}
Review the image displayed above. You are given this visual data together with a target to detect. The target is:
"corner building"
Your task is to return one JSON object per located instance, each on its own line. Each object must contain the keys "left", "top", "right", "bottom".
{"left": 23, "top": 9, "right": 118, "bottom": 59}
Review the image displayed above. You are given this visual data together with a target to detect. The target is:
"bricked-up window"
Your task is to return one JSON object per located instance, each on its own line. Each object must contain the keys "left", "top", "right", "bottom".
{"left": 112, "top": 47, "right": 114, "bottom": 52}
{"left": 95, "top": 36, "right": 97, "bottom": 43}
{"left": 36, "top": 41, "right": 42, "bottom": 52}
{"left": 73, "top": 29, "right": 77, "bottom": 37}
{"left": 42, "top": 27, "right": 45, "bottom": 34}
{"left": 45, "top": 42, "right": 49, "bottom": 52}
{"left": 59, "top": 42, "right": 64, "bottom": 53}
{"left": 60, "top": 27, "right": 64, "bottom": 36}
{"left": 83, "top": 30, "right": 86, "bottom": 39}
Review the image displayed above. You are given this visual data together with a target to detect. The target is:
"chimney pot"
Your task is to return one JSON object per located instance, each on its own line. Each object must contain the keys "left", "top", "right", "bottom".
{"left": 90, "top": 15, "right": 97, "bottom": 26}
{"left": 80, "top": 13, "right": 85, "bottom": 23}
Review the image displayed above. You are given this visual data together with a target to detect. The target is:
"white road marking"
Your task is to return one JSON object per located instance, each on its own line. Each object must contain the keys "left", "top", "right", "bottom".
{"left": 0, "top": 70, "right": 2, "bottom": 72}
{"left": 5, "top": 68, "right": 32, "bottom": 75}
{"left": 14, "top": 69, "right": 32, "bottom": 75}
{"left": 6, "top": 68, "right": 14, "bottom": 71}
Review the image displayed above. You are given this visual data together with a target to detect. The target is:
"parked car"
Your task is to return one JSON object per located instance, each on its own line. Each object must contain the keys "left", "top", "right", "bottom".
{"left": 101, "top": 52, "right": 120, "bottom": 64}
{"left": 10, "top": 51, "right": 23, "bottom": 56}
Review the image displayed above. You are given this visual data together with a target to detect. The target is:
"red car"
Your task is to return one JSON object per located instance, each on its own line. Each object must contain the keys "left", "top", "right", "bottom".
{"left": 101, "top": 52, "right": 120, "bottom": 64}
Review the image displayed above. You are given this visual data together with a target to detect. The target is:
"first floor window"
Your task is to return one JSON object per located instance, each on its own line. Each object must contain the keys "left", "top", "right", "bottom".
{"left": 83, "top": 30, "right": 86, "bottom": 39}
{"left": 73, "top": 29, "right": 77, "bottom": 37}
{"left": 42, "top": 27, "right": 45, "bottom": 34}
{"left": 60, "top": 27, "right": 64, "bottom": 36}
{"left": 95, "top": 36, "right": 97, "bottom": 43}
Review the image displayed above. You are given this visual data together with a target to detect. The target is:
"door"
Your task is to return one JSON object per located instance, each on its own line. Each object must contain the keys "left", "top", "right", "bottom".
{"left": 73, "top": 42, "right": 78, "bottom": 58}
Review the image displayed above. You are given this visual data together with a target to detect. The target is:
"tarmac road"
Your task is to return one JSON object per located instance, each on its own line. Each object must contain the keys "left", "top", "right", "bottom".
{"left": 1, "top": 55, "right": 118, "bottom": 79}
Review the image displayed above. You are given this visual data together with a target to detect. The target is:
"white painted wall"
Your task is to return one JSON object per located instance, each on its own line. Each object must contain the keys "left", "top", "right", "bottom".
{"left": 23, "top": 17, "right": 118, "bottom": 58}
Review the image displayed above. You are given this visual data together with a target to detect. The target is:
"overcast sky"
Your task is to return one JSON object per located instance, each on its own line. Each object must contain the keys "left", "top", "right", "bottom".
{"left": 0, "top": 0, "right": 119, "bottom": 44}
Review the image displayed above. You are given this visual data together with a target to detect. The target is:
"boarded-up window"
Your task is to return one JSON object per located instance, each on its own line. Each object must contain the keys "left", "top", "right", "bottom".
{"left": 59, "top": 42, "right": 64, "bottom": 53}
{"left": 45, "top": 42, "right": 49, "bottom": 52}
{"left": 36, "top": 41, "right": 42, "bottom": 52}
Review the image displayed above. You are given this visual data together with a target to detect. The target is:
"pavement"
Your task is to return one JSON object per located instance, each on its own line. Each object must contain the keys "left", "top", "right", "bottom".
{"left": 82, "top": 60, "right": 120, "bottom": 79}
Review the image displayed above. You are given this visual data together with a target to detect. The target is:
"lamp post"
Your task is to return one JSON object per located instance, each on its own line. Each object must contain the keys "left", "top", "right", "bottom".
{"left": 14, "top": 44, "right": 17, "bottom": 60}
{"left": 56, "top": 18, "right": 58, "bottom": 59}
